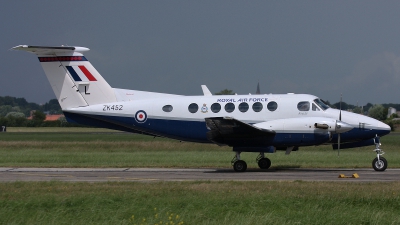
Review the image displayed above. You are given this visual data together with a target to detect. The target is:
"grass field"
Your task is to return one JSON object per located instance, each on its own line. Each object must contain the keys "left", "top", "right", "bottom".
{"left": 5, "top": 127, "right": 119, "bottom": 133}
{"left": 1, "top": 181, "right": 400, "bottom": 225}
{"left": 1, "top": 127, "right": 400, "bottom": 224}
{"left": 0, "top": 127, "right": 399, "bottom": 168}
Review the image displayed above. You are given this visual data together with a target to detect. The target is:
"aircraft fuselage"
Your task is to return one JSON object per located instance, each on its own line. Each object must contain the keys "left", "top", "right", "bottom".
{"left": 63, "top": 93, "right": 390, "bottom": 148}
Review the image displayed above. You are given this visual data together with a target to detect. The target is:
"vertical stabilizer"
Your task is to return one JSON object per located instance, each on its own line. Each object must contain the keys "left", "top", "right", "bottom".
{"left": 12, "top": 45, "right": 117, "bottom": 109}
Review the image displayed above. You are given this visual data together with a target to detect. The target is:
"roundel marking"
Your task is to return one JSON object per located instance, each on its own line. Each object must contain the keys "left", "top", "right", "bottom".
{"left": 135, "top": 110, "right": 147, "bottom": 123}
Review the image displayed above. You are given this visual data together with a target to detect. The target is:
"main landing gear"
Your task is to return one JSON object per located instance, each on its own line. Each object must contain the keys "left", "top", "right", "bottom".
{"left": 372, "top": 136, "right": 387, "bottom": 172}
{"left": 231, "top": 152, "right": 247, "bottom": 172}
{"left": 256, "top": 152, "right": 271, "bottom": 169}
{"left": 231, "top": 152, "right": 271, "bottom": 172}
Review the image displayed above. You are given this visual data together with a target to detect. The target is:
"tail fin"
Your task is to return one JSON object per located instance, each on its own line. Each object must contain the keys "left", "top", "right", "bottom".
{"left": 12, "top": 45, "right": 116, "bottom": 109}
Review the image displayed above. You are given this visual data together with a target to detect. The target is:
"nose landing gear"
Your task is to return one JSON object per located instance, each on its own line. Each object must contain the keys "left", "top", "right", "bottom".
{"left": 372, "top": 136, "right": 387, "bottom": 172}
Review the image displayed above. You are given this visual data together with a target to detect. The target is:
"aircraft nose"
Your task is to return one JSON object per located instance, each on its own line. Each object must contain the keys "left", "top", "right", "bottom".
{"left": 382, "top": 122, "right": 391, "bottom": 130}
{"left": 336, "top": 121, "right": 353, "bottom": 133}
{"left": 378, "top": 121, "right": 391, "bottom": 134}
{"left": 333, "top": 109, "right": 391, "bottom": 137}
{"left": 358, "top": 114, "right": 391, "bottom": 136}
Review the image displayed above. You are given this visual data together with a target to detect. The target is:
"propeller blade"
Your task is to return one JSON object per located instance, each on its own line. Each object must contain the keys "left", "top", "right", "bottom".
{"left": 338, "top": 94, "right": 342, "bottom": 157}
{"left": 339, "top": 94, "right": 342, "bottom": 121}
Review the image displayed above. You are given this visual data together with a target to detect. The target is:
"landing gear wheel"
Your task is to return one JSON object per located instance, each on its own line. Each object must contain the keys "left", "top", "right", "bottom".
{"left": 258, "top": 158, "right": 271, "bottom": 169}
{"left": 372, "top": 157, "right": 387, "bottom": 172}
{"left": 233, "top": 160, "right": 247, "bottom": 172}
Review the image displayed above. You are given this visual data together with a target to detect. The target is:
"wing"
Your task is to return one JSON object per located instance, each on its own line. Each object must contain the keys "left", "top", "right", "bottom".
{"left": 205, "top": 117, "right": 275, "bottom": 146}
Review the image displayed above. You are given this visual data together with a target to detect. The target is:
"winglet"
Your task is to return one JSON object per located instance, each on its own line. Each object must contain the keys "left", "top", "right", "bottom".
{"left": 201, "top": 85, "right": 212, "bottom": 96}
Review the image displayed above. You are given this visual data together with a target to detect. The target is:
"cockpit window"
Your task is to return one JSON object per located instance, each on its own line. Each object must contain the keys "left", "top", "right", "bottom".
{"left": 297, "top": 101, "right": 310, "bottom": 111}
{"left": 313, "top": 99, "right": 330, "bottom": 111}
{"left": 312, "top": 103, "right": 320, "bottom": 111}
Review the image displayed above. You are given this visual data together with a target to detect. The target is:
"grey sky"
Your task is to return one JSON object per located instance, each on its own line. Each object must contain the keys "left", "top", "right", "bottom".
{"left": 1, "top": 1, "right": 400, "bottom": 105}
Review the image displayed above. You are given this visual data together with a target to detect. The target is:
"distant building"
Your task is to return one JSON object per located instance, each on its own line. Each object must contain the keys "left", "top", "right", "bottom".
{"left": 44, "top": 114, "right": 64, "bottom": 121}
{"left": 388, "top": 107, "right": 397, "bottom": 118}
{"left": 27, "top": 110, "right": 64, "bottom": 121}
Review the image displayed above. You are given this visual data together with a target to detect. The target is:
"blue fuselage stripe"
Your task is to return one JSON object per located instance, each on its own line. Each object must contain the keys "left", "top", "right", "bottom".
{"left": 64, "top": 112, "right": 390, "bottom": 147}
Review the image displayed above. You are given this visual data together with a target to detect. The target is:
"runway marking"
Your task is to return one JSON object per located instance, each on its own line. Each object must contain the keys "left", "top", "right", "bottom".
{"left": 15, "top": 172, "right": 74, "bottom": 178}
{"left": 107, "top": 176, "right": 159, "bottom": 181}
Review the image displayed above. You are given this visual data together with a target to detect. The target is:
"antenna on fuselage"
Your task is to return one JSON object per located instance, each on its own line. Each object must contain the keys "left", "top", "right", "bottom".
{"left": 256, "top": 81, "right": 260, "bottom": 94}
{"left": 201, "top": 85, "right": 212, "bottom": 96}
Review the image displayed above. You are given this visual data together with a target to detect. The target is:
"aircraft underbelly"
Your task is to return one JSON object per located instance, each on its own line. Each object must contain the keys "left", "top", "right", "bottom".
{"left": 271, "top": 132, "right": 330, "bottom": 146}
{"left": 330, "top": 128, "right": 389, "bottom": 143}
{"left": 145, "top": 118, "right": 209, "bottom": 142}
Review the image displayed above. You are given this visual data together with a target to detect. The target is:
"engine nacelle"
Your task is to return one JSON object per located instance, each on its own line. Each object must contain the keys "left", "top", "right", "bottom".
{"left": 255, "top": 117, "right": 335, "bottom": 146}
{"left": 255, "top": 117, "right": 337, "bottom": 133}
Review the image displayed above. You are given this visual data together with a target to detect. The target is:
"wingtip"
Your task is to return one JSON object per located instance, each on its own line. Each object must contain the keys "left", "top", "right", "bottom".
{"left": 11, "top": 45, "right": 28, "bottom": 51}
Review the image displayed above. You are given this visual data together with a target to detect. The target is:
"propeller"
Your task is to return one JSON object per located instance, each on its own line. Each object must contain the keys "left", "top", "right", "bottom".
{"left": 333, "top": 94, "right": 353, "bottom": 154}
{"left": 338, "top": 94, "right": 342, "bottom": 156}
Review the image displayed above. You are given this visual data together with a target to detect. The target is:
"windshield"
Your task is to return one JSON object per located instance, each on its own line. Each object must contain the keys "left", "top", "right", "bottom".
{"left": 313, "top": 99, "right": 330, "bottom": 111}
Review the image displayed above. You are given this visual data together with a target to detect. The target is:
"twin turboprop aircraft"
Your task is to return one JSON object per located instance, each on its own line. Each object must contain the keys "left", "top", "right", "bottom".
{"left": 13, "top": 45, "right": 391, "bottom": 172}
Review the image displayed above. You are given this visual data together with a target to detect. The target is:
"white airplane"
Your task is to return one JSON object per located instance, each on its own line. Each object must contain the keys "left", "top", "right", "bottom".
{"left": 13, "top": 45, "right": 391, "bottom": 172}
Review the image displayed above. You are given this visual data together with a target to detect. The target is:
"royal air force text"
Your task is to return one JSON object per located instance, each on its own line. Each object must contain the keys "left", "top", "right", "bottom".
{"left": 216, "top": 98, "right": 268, "bottom": 103}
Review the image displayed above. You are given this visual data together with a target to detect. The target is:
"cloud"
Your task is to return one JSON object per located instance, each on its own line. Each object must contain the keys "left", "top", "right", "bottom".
{"left": 266, "top": 78, "right": 311, "bottom": 94}
{"left": 346, "top": 52, "right": 400, "bottom": 89}
{"left": 338, "top": 52, "right": 400, "bottom": 103}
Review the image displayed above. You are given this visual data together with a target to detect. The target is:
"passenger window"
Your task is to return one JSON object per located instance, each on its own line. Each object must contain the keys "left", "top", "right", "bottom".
{"left": 162, "top": 105, "right": 173, "bottom": 112}
{"left": 225, "top": 103, "right": 235, "bottom": 113}
{"left": 297, "top": 101, "right": 310, "bottom": 111}
{"left": 188, "top": 103, "right": 198, "bottom": 113}
{"left": 267, "top": 101, "right": 278, "bottom": 111}
{"left": 312, "top": 103, "right": 320, "bottom": 111}
{"left": 211, "top": 103, "right": 221, "bottom": 113}
{"left": 252, "top": 102, "right": 263, "bottom": 112}
{"left": 238, "top": 102, "right": 249, "bottom": 112}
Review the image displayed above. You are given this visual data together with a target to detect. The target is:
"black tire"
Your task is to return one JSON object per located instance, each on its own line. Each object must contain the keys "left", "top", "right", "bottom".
{"left": 258, "top": 158, "right": 271, "bottom": 169}
{"left": 372, "top": 157, "right": 387, "bottom": 172}
{"left": 233, "top": 160, "right": 247, "bottom": 172}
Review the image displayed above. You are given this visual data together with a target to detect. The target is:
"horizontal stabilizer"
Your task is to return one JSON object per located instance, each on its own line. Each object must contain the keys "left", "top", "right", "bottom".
{"left": 12, "top": 45, "right": 89, "bottom": 55}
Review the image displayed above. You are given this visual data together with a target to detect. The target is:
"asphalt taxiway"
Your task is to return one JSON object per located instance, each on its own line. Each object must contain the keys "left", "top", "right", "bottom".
{"left": 0, "top": 167, "right": 399, "bottom": 182}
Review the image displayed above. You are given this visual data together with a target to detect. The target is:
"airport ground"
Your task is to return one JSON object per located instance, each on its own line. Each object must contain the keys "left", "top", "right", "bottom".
{"left": 2, "top": 127, "right": 400, "bottom": 169}
{"left": 1, "top": 127, "right": 400, "bottom": 224}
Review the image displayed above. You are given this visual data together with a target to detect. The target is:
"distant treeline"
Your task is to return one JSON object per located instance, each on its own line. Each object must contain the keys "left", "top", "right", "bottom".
{"left": 0, "top": 114, "right": 79, "bottom": 127}
{"left": 0, "top": 96, "right": 82, "bottom": 127}
{"left": 326, "top": 101, "right": 400, "bottom": 112}
{"left": 0, "top": 96, "right": 62, "bottom": 117}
